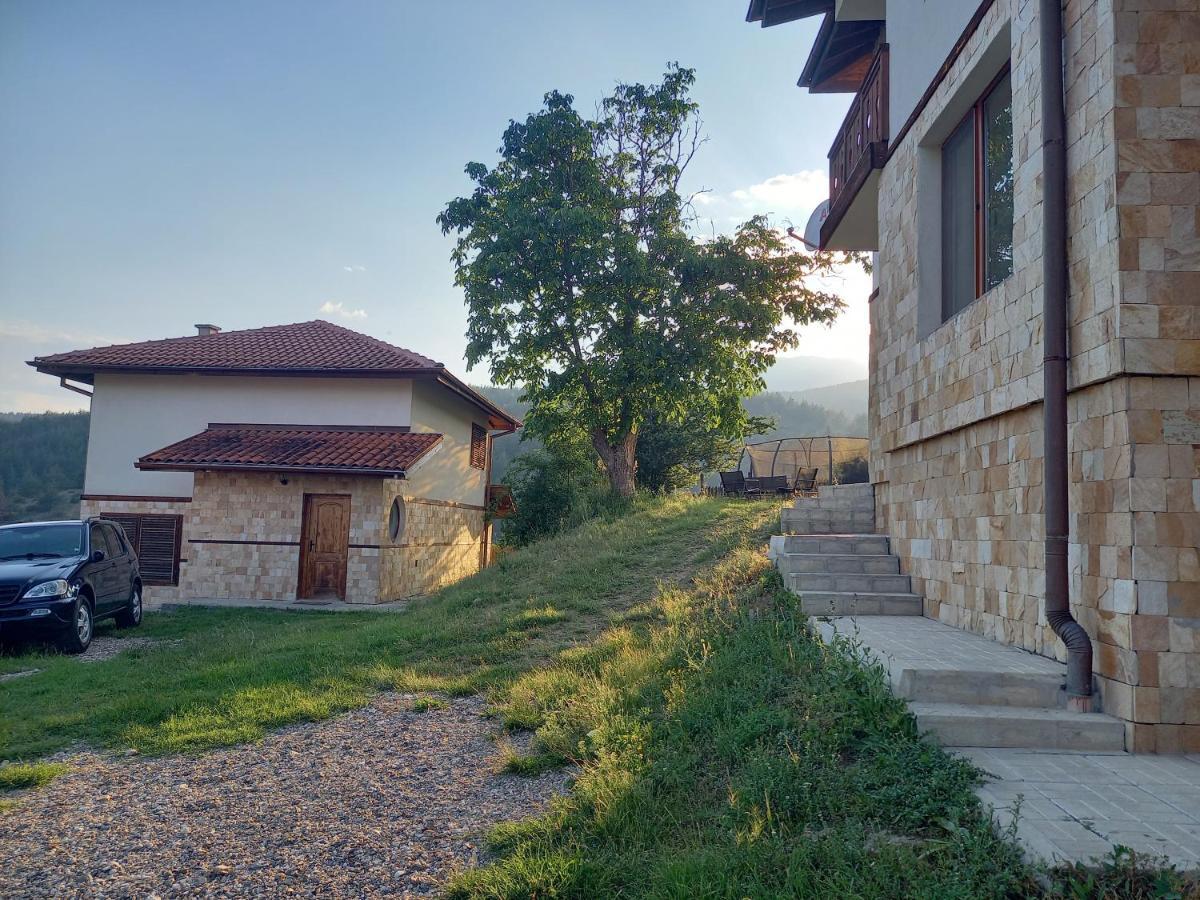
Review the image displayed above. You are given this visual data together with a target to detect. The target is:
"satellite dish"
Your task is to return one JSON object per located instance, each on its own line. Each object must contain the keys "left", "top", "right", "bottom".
{"left": 802, "top": 199, "right": 830, "bottom": 250}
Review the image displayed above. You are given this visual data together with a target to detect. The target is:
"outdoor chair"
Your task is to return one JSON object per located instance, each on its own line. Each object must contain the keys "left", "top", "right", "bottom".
{"left": 794, "top": 467, "right": 819, "bottom": 494}
{"left": 719, "top": 470, "right": 747, "bottom": 496}
{"left": 758, "top": 475, "right": 790, "bottom": 496}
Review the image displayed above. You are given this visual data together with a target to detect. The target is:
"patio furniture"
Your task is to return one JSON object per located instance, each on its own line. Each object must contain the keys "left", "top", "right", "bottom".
{"left": 758, "top": 475, "right": 791, "bottom": 496}
{"left": 719, "top": 470, "right": 747, "bottom": 496}
{"left": 720, "top": 471, "right": 765, "bottom": 498}
{"left": 794, "top": 466, "right": 819, "bottom": 493}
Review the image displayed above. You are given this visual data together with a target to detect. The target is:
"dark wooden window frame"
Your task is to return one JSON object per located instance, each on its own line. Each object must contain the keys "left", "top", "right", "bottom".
{"left": 101, "top": 512, "right": 183, "bottom": 586}
{"left": 469, "top": 423, "right": 487, "bottom": 470}
{"left": 941, "top": 63, "right": 1013, "bottom": 321}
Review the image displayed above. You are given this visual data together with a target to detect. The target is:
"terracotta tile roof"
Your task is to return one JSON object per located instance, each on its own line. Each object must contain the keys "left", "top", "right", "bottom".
{"left": 136, "top": 425, "right": 443, "bottom": 477}
{"left": 29, "top": 319, "right": 521, "bottom": 429}
{"left": 30, "top": 320, "right": 441, "bottom": 374}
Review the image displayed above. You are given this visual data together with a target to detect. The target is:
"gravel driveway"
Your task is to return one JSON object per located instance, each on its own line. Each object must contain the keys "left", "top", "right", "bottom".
{"left": 0, "top": 695, "right": 571, "bottom": 898}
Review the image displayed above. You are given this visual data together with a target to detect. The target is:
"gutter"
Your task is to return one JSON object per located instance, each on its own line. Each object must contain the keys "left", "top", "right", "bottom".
{"left": 1040, "top": 0, "right": 1093, "bottom": 709}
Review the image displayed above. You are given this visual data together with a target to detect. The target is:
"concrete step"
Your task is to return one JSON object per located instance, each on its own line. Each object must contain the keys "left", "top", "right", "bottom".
{"left": 770, "top": 534, "right": 890, "bottom": 556}
{"left": 776, "top": 553, "right": 901, "bottom": 575}
{"left": 797, "top": 591, "right": 924, "bottom": 616}
{"left": 908, "top": 702, "right": 1126, "bottom": 752}
{"left": 792, "top": 499, "right": 877, "bottom": 512}
{"left": 895, "top": 668, "right": 1066, "bottom": 709}
{"left": 781, "top": 510, "right": 876, "bottom": 535}
{"left": 788, "top": 571, "right": 912, "bottom": 593}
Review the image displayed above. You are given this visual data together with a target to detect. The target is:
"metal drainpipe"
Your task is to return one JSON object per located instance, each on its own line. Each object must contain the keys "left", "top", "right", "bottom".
{"left": 1040, "top": 0, "right": 1093, "bottom": 709}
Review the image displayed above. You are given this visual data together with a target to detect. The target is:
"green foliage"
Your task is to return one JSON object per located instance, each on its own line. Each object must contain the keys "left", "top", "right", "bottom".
{"left": 498, "top": 445, "right": 627, "bottom": 547}
{"left": 0, "top": 761, "right": 69, "bottom": 793}
{"left": 440, "top": 66, "right": 856, "bottom": 495}
{"left": 835, "top": 455, "right": 870, "bottom": 484}
{"left": 1, "top": 495, "right": 773, "bottom": 760}
{"left": 1043, "top": 846, "right": 1199, "bottom": 899}
{"left": 744, "top": 390, "right": 867, "bottom": 440}
{"left": 448, "top": 544, "right": 1037, "bottom": 899}
{"left": 0, "top": 412, "right": 89, "bottom": 524}
{"left": 635, "top": 411, "right": 769, "bottom": 493}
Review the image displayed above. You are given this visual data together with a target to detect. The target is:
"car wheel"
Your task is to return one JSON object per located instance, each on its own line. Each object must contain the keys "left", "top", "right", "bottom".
{"left": 59, "top": 598, "right": 93, "bottom": 654}
{"left": 115, "top": 585, "right": 143, "bottom": 628}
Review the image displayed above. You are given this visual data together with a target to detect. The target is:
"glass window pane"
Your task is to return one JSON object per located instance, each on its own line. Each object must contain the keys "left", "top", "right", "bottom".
{"left": 942, "top": 114, "right": 976, "bottom": 319}
{"left": 982, "top": 71, "right": 1013, "bottom": 291}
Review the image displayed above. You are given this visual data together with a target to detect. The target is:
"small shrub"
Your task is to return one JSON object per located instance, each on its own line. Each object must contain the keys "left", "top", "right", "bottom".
{"left": 0, "top": 761, "right": 69, "bottom": 793}
{"left": 499, "top": 447, "right": 629, "bottom": 547}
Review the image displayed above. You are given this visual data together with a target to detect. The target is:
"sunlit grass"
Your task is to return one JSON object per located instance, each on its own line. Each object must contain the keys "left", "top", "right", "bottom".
{"left": 0, "top": 495, "right": 778, "bottom": 760}
{"left": 447, "top": 542, "right": 1037, "bottom": 898}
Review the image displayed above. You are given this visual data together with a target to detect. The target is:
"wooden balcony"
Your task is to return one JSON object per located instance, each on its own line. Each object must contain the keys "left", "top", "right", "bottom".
{"left": 821, "top": 44, "right": 888, "bottom": 250}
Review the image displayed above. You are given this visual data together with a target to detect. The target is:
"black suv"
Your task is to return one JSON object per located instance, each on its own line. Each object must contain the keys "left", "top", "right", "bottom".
{"left": 0, "top": 519, "right": 142, "bottom": 653}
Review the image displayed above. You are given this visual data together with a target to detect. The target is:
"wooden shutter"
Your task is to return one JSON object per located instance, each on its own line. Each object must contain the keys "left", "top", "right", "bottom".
{"left": 469, "top": 424, "right": 487, "bottom": 470}
{"left": 102, "top": 512, "right": 182, "bottom": 586}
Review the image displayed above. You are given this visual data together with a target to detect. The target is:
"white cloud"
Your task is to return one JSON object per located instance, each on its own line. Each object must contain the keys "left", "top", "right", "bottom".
{"left": 695, "top": 170, "right": 828, "bottom": 231}
{"left": 342, "top": 265, "right": 366, "bottom": 273}
{"left": 319, "top": 301, "right": 367, "bottom": 320}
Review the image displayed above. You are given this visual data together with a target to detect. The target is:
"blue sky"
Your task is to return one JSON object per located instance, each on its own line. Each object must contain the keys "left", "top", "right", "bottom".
{"left": 0, "top": 0, "right": 867, "bottom": 412}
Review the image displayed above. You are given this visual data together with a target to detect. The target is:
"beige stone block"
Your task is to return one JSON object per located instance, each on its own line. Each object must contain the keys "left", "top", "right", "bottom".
{"left": 1130, "top": 477, "right": 1168, "bottom": 511}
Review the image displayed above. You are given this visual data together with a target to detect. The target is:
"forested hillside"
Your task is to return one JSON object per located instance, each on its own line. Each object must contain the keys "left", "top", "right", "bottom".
{"left": 0, "top": 412, "right": 89, "bottom": 524}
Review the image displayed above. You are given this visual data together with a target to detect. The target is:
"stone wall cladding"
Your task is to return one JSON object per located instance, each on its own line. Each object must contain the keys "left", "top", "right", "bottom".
{"left": 182, "top": 472, "right": 385, "bottom": 604}
{"left": 79, "top": 497, "right": 190, "bottom": 602}
{"left": 1115, "top": 3, "right": 1200, "bottom": 374}
{"left": 872, "top": 0, "right": 1200, "bottom": 750}
{"left": 379, "top": 480, "right": 485, "bottom": 599}
{"left": 873, "top": 0, "right": 1118, "bottom": 464}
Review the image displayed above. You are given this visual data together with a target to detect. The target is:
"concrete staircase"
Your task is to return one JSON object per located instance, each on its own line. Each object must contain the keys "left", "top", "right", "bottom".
{"left": 773, "top": 484, "right": 1126, "bottom": 752}
{"left": 818, "top": 617, "right": 1127, "bottom": 752}
{"left": 770, "top": 485, "right": 921, "bottom": 616}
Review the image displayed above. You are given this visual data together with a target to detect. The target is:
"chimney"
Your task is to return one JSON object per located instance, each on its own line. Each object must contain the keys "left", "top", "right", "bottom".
{"left": 194, "top": 324, "right": 220, "bottom": 337}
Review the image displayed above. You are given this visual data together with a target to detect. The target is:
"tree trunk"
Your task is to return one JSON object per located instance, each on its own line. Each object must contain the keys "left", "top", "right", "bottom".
{"left": 592, "top": 429, "right": 638, "bottom": 498}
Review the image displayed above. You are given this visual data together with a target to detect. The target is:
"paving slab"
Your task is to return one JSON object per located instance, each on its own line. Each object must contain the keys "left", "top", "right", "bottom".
{"left": 959, "top": 748, "right": 1200, "bottom": 869}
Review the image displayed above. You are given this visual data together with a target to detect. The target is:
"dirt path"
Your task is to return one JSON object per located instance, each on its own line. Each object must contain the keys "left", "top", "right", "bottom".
{"left": 0, "top": 695, "right": 570, "bottom": 898}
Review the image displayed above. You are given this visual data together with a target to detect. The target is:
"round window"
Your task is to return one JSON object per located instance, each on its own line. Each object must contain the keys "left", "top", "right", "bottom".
{"left": 388, "top": 496, "right": 406, "bottom": 543}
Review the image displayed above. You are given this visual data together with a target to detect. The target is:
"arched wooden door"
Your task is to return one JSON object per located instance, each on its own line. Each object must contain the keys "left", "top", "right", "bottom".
{"left": 297, "top": 494, "right": 351, "bottom": 600}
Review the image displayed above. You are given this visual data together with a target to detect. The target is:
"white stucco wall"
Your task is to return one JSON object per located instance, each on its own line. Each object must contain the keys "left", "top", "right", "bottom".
{"left": 84, "top": 374, "right": 414, "bottom": 497}
{"left": 886, "top": 0, "right": 978, "bottom": 132}
{"left": 405, "top": 379, "right": 489, "bottom": 506}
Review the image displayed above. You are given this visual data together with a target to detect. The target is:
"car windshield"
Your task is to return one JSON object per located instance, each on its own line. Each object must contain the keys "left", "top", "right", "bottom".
{"left": 0, "top": 524, "right": 84, "bottom": 560}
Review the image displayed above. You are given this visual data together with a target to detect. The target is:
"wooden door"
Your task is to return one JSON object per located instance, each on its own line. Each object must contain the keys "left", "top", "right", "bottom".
{"left": 298, "top": 494, "right": 351, "bottom": 600}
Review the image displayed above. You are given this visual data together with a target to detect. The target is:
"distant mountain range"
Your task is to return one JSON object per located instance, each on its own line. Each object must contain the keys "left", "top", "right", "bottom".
{"left": 763, "top": 356, "right": 867, "bottom": 393}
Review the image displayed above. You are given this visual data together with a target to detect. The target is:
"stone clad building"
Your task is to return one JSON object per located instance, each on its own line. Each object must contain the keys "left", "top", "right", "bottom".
{"left": 29, "top": 320, "right": 520, "bottom": 605}
{"left": 748, "top": 0, "right": 1199, "bottom": 751}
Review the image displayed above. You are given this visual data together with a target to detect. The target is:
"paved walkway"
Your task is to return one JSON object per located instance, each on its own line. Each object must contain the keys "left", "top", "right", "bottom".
{"left": 961, "top": 748, "right": 1200, "bottom": 869}
{"left": 818, "top": 614, "right": 1200, "bottom": 869}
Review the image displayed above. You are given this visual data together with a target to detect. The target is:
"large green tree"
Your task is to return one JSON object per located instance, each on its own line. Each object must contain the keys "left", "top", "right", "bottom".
{"left": 439, "top": 65, "right": 850, "bottom": 496}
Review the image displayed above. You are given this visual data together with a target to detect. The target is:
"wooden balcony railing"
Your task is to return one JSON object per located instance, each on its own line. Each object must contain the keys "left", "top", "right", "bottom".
{"left": 823, "top": 44, "right": 889, "bottom": 247}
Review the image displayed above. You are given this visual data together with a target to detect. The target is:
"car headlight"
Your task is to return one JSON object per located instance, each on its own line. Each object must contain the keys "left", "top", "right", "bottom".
{"left": 22, "top": 580, "right": 77, "bottom": 600}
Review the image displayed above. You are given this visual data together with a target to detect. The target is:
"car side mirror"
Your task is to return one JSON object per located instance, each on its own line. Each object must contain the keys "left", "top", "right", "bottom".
{"left": 91, "top": 549, "right": 106, "bottom": 563}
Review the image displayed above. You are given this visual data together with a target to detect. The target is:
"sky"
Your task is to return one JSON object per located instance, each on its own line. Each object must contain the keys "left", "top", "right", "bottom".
{"left": 0, "top": 0, "right": 869, "bottom": 413}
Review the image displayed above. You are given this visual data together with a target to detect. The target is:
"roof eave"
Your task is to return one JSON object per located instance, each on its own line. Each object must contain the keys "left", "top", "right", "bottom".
{"left": 134, "top": 461, "right": 412, "bottom": 478}
{"left": 29, "top": 361, "right": 522, "bottom": 430}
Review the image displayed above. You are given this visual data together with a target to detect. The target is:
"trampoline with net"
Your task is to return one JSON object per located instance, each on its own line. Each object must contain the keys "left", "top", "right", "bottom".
{"left": 739, "top": 436, "right": 869, "bottom": 488}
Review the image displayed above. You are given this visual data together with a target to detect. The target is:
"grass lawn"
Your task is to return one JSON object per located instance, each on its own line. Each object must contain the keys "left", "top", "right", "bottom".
{"left": 0, "top": 495, "right": 775, "bottom": 760}
{"left": 449, "top": 535, "right": 1200, "bottom": 899}
{"left": 3, "top": 494, "right": 1195, "bottom": 897}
